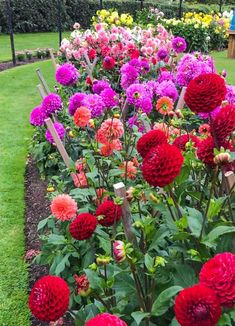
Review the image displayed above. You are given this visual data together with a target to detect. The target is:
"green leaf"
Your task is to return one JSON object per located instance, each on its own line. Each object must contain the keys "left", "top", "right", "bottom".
{"left": 186, "top": 208, "right": 203, "bottom": 237}
{"left": 84, "top": 269, "right": 104, "bottom": 291}
{"left": 109, "top": 169, "right": 123, "bottom": 177}
{"left": 47, "top": 234, "right": 66, "bottom": 245}
{"left": 55, "top": 253, "right": 70, "bottom": 275}
{"left": 217, "top": 313, "right": 232, "bottom": 326}
{"left": 170, "top": 317, "right": 180, "bottom": 326}
{"left": 37, "top": 217, "right": 49, "bottom": 230}
{"left": 151, "top": 286, "right": 183, "bottom": 316}
{"left": 207, "top": 197, "right": 226, "bottom": 220}
{"left": 202, "top": 226, "right": 235, "bottom": 245}
{"left": 144, "top": 254, "right": 154, "bottom": 272}
{"left": 173, "top": 264, "right": 197, "bottom": 288}
{"left": 131, "top": 311, "right": 150, "bottom": 325}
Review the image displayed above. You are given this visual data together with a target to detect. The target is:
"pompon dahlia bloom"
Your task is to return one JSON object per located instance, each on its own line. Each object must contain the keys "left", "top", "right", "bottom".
{"left": 156, "top": 96, "right": 174, "bottom": 115}
{"left": 103, "top": 56, "right": 115, "bottom": 70}
{"left": 199, "top": 252, "right": 235, "bottom": 307}
{"left": 45, "top": 122, "right": 65, "bottom": 144}
{"left": 172, "top": 36, "right": 187, "bottom": 53}
{"left": 68, "top": 93, "right": 87, "bottom": 116}
{"left": 55, "top": 63, "right": 79, "bottom": 86}
{"left": 157, "top": 80, "right": 179, "bottom": 102}
{"left": 73, "top": 106, "right": 91, "bottom": 128}
{"left": 92, "top": 80, "right": 111, "bottom": 94}
{"left": 82, "top": 94, "right": 105, "bottom": 118}
{"left": 100, "top": 87, "right": 119, "bottom": 108}
{"left": 69, "top": 213, "right": 97, "bottom": 240}
{"left": 100, "top": 139, "right": 122, "bottom": 156}
{"left": 126, "top": 84, "right": 148, "bottom": 107}
{"left": 120, "top": 63, "right": 139, "bottom": 90}
{"left": 29, "top": 275, "right": 70, "bottom": 322}
{"left": 196, "top": 137, "right": 215, "bottom": 166}
{"left": 173, "top": 134, "right": 199, "bottom": 151}
{"left": 30, "top": 105, "right": 47, "bottom": 126}
{"left": 198, "top": 124, "right": 211, "bottom": 135}
{"left": 85, "top": 313, "right": 127, "bottom": 326}
{"left": 50, "top": 194, "right": 77, "bottom": 221}
{"left": 184, "top": 73, "right": 226, "bottom": 114}
{"left": 74, "top": 274, "right": 91, "bottom": 296}
{"left": 174, "top": 284, "right": 221, "bottom": 326}
{"left": 96, "top": 200, "right": 122, "bottom": 227}
{"left": 142, "top": 144, "right": 184, "bottom": 188}
{"left": 42, "top": 93, "right": 62, "bottom": 115}
{"left": 176, "top": 53, "right": 216, "bottom": 87}
{"left": 73, "top": 172, "right": 88, "bottom": 188}
{"left": 137, "top": 129, "right": 167, "bottom": 158}
{"left": 99, "top": 118, "right": 124, "bottom": 141}
{"left": 212, "top": 104, "right": 235, "bottom": 142}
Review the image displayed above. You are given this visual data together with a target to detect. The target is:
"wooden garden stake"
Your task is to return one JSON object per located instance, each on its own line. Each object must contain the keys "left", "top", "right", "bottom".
{"left": 37, "top": 84, "right": 47, "bottom": 99}
{"left": 225, "top": 171, "right": 235, "bottom": 193}
{"left": 114, "top": 182, "right": 138, "bottom": 247}
{"left": 176, "top": 86, "right": 187, "bottom": 110}
{"left": 36, "top": 68, "right": 50, "bottom": 94}
{"left": 49, "top": 49, "right": 57, "bottom": 70}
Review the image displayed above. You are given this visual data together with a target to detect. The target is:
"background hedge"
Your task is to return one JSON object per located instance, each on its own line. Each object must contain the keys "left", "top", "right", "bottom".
{"left": 0, "top": 0, "right": 234, "bottom": 33}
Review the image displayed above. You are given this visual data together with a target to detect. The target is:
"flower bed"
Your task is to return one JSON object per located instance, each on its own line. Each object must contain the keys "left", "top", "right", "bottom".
{"left": 28, "top": 15, "right": 235, "bottom": 326}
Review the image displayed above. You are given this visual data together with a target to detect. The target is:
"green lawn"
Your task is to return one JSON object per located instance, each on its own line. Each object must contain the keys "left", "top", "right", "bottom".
{"left": 0, "top": 32, "right": 70, "bottom": 62}
{"left": 212, "top": 51, "right": 235, "bottom": 84}
{"left": 0, "top": 60, "right": 54, "bottom": 326}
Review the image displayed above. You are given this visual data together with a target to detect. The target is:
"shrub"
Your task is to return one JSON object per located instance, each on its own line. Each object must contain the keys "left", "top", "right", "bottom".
{"left": 16, "top": 51, "right": 25, "bottom": 61}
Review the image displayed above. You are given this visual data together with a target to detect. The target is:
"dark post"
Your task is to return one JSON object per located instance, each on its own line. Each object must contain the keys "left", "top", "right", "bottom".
{"left": 57, "top": 0, "right": 62, "bottom": 47}
{"left": 179, "top": 0, "right": 183, "bottom": 19}
{"left": 219, "top": 0, "right": 223, "bottom": 13}
{"left": 99, "top": 0, "right": 103, "bottom": 10}
{"left": 140, "top": 0, "right": 144, "bottom": 10}
{"left": 5, "top": 0, "right": 16, "bottom": 65}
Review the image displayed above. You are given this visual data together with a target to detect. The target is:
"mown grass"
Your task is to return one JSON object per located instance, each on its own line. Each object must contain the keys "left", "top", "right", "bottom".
{"left": 211, "top": 50, "right": 235, "bottom": 84}
{"left": 0, "top": 60, "right": 54, "bottom": 326}
{"left": 0, "top": 32, "right": 70, "bottom": 62}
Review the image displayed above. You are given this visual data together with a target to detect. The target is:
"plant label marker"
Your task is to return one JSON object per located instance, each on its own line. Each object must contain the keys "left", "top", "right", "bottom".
{"left": 141, "top": 113, "right": 151, "bottom": 132}
{"left": 49, "top": 49, "right": 57, "bottom": 70}
{"left": 114, "top": 182, "right": 137, "bottom": 246}
{"left": 176, "top": 86, "right": 187, "bottom": 110}
{"left": 36, "top": 68, "right": 50, "bottom": 94}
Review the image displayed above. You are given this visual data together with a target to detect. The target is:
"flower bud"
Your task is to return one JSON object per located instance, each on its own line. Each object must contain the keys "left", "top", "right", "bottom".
{"left": 154, "top": 256, "right": 167, "bottom": 267}
{"left": 47, "top": 185, "right": 55, "bottom": 192}
{"left": 89, "top": 263, "right": 97, "bottom": 271}
{"left": 88, "top": 119, "right": 95, "bottom": 128}
{"left": 113, "top": 240, "right": 126, "bottom": 263}
{"left": 68, "top": 131, "right": 74, "bottom": 138}
{"left": 149, "top": 192, "right": 159, "bottom": 204}
{"left": 214, "top": 152, "right": 232, "bottom": 165}
{"left": 96, "top": 255, "right": 112, "bottom": 266}
{"left": 74, "top": 274, "right": 91, "bottom": 297}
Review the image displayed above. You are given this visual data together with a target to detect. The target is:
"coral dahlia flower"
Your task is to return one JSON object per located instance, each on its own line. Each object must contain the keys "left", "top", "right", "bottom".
{"left": 50, "top": 194, "right": 77, "bottom": 221}
{"left": 74, "top": 106, "right": 91, "bottom": 128}
{"left": 156, "top": 96, "right": 174, "bottom": 115}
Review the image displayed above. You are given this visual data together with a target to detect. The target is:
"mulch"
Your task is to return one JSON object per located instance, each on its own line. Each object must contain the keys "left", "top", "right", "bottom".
{"left": 0, "top": 58, "right": 48, "bottom": 72}
{"left": 24, "top": 157, "right": 74, "bottom": 326}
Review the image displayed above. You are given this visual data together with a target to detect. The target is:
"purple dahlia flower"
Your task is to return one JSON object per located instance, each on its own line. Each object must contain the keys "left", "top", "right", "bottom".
{"left": 172, "top": 36, "right": 187, "bottom": 53}
{"left": 55, "top": 63, "right": 79, "bottom": 86}
{"left": 30, "top": 105, "right": 47, "bottom": 126}
{"left": 45, "top": 122, "right": 65, "bottom": 143}
{"left": 156, "top": 80, "right": 179, "bottom": 102}
{"left": 126, "top": 84, "right": 147, "bottom": 107}
{"left": 68, "top": 92, "right": 87, "bottom": 115}
{"left": 82, "top": 94, "right": 105, "bottom": 117}
{"left": 100, "top": 88, "right": 119, "bottom": 108}
{"left": 92, "top": 80, "right": 111, "bottom": 94}
{"left": 157, "top": 48, "right": 168, "bottom": 60}
{"left": 41, "top": 93, "right": 62, "bottom": 115}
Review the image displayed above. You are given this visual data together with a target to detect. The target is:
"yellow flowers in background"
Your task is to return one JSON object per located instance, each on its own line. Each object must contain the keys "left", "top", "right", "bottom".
{"left": 93, "top": 9, "right": 133, "bottom": 27}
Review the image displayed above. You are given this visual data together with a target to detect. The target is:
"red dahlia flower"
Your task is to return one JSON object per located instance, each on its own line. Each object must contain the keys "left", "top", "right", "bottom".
{"left": 74, "top": 274, "right": 91, "bottom": 296}
{"left": 96, "top": 200, "right": 122, "bottom": 227}
{"left": 69, "top": 213, "right": 97, "bottom": 240}
{"left": 29, "top": 275, "right": 70, "bottom": 322}
{"left": 196, "top": 137, "right": 215, "bottom": 166}
{"left": 85, "top": 313, "right": 127, "bottom": 326}
{"left": 184, "top": 73, "right": 226, "bottom": 114}
{"left": 137, "top": 129, "right": 167, "bottom": 158}
{"left": 142, "top": 143, "right": 184, "bottom": 188}
{"left": 173, "top": 134, "right": 199, "bottom": 151}
{"left": 211, "top": 104, "right": 235, "bottom": 142}
{"left": 174, "top": 284, "right": 221, "bottom": 326}
{"left": 103, "top": 56, "right": 115, "bottom": 70}
{"left": 199, "top": 252, "right": 235, "bottom": 307}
